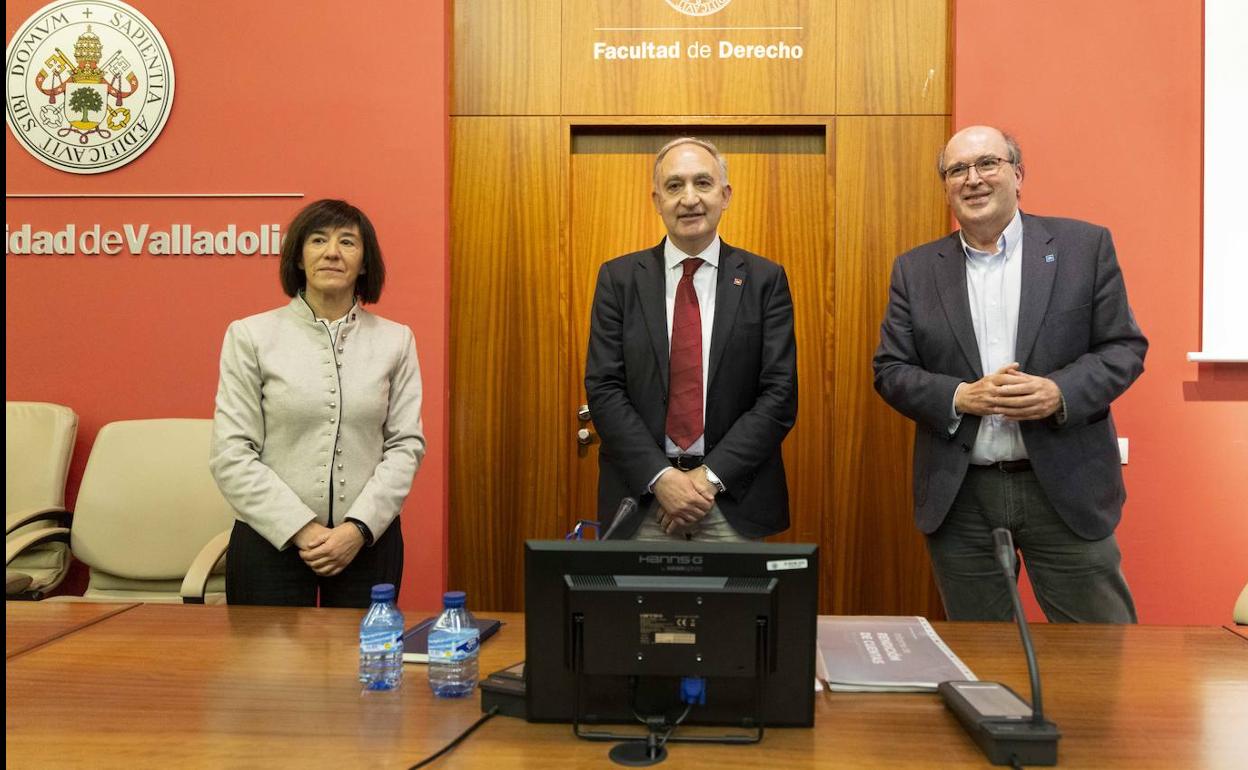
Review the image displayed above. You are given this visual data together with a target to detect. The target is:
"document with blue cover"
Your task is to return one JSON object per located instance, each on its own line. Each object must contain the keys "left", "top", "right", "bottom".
{"left": 816, "top": 616, "right": 976, "bottom": 692}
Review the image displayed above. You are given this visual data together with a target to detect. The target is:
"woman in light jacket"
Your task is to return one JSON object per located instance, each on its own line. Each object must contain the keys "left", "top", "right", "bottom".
{"left": 210, "top": 199, "right": 425, "bottom": 607}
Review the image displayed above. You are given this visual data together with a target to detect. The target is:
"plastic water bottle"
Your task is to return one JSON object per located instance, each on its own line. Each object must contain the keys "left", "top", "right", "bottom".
{"left": 427, "top": 590, "right": 479, "bottom": 698}
{"left": 359, "top": 583, "right": 404, "bottom": 690}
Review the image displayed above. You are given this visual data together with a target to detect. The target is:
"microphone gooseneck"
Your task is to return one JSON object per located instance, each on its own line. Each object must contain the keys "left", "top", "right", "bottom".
{"left": 992, "top": 527, "right": 1045, "bottom": 725}
{"left": 600, "top": 497, "right": 639, "bottom": 541}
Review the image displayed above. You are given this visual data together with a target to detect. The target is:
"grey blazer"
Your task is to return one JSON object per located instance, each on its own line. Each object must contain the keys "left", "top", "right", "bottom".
{"left": 873, "top": 213, "right": 1147, "bottom": 540}
{"left": 210, "top": 297, "right": 426, "bottom": 550}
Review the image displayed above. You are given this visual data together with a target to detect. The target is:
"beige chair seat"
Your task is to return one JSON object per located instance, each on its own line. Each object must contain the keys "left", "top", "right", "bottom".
{"left": 9, "top": 419, "right": 233, "bottom": 604}
{"left": 5, "top": 402, "right": 78, "bottom": 599}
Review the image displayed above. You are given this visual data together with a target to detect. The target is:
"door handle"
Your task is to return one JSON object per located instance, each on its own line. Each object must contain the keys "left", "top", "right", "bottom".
{"left": 577, "top": 428, "right": 594, "bottom": 446}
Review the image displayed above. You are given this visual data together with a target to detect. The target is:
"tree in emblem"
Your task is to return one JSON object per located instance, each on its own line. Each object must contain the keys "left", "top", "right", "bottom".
{"left": 69, "top": 87, "right": 103, "bottom": 124}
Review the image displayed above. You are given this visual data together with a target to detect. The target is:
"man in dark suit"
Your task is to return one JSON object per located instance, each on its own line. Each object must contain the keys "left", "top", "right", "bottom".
{"left": 873, "top": 126, "right": 1147, "bottom": 622}
{"left": 586, "top": 137, "right": 797, "bottom": 541}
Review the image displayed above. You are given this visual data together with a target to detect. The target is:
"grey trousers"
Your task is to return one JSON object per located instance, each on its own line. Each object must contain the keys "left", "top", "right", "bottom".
{"left": 925, "top": 466, "right": 1137, "bottom": 623}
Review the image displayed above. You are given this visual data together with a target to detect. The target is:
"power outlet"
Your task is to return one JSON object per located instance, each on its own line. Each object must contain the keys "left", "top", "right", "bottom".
{"left": 1118, "top": 437, "right": 1129, "bottom": 464}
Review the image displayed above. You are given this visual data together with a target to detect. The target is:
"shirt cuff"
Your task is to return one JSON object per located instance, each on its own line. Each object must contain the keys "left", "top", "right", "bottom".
{"left": 949, "top": 383, "right": 966, "bottom": 434}
{"left": 1053, "top": 391, "right": 1068, "bottom": 426}
{"left": 647, "top": 466, "right": 675, "bottom": 493}
{"left": 703, "top": 466, "right": 726, "bottom": 493}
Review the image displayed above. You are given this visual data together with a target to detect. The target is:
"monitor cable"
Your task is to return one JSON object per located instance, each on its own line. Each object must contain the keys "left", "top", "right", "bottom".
{"left": 407, "top": 705, "right": 499, "bottom": 769}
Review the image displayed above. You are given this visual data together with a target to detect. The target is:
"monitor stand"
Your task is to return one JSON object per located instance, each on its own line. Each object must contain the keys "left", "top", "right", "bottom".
{"left": 569, "top": 614, "right": 768, "bottom": 766}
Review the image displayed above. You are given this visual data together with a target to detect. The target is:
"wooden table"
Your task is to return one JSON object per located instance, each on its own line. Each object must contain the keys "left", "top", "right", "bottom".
{"left": 5, "top": 601, "right": 137, "bottom": 660}
{"left": 6, "top": 604, "right": 1247, "bottom": 768}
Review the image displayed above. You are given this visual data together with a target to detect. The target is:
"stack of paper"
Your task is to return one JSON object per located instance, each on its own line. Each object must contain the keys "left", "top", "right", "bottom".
{"left": 817, "top": 616, "right": 976, "bottom": 692}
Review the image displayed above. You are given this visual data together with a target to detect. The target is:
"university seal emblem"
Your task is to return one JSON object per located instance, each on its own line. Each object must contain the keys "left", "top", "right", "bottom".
{"left": 665, "top": 0, "right": 733, "bottom": 17}
{"left": 6, "top": 0, "right": 174, "bottom": 174}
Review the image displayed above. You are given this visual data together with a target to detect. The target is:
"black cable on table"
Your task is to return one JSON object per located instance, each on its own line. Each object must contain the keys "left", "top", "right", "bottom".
{"left": 408, "top": 705, "right": 500, "bottom": 769}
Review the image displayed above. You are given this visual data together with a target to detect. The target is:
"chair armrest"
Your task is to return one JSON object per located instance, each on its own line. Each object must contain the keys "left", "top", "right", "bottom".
{"left": 6, "top": 506, "right": 72, "bottom": 535}
{"left": 6, "top": 527, "right": 71, "bottom": 566}
{"left": 6, "top": 570, "right": 34, "bottom": 595}
{"left": 180, "top": 528, "right": 230, "bottom": 604}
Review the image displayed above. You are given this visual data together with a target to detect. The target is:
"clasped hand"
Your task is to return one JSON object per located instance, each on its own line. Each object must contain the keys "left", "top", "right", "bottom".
{"left": 955, "top": 362, "right": 1062, "bottom": 421}
{"left": 654, "top": 466, "right": 717, "bottom": 535}
{"left": 291, "top": 521, "right": 364, "bottom": 577}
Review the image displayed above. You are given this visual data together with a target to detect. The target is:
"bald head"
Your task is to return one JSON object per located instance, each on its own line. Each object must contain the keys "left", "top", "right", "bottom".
{"left": 938, "top": 126, "right": 1022, "bottom": 177}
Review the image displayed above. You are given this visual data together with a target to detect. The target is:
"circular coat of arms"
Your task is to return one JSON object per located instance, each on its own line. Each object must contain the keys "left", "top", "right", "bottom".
{"left": 6, "top": 0, "right": 175, "bottom": 174}
{"left": 665, "top": 1, "right": 733, "bottom": 17}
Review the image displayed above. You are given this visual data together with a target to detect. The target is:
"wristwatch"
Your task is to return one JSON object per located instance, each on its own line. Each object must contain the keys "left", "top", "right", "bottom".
{"left": 703, "top": 466, "right": 726, "bottom": 494}
{"left": 346, "top": 518, "right": 374, "bottom": 547}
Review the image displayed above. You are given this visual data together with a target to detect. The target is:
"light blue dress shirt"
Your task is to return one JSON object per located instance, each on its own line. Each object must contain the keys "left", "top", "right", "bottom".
{"left": 958, "top": 211, "right": 1028, "bottom": 463}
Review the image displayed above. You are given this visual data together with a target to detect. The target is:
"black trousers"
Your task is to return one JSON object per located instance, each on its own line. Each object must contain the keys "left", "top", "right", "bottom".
{"left": 226, "top": 519, "right": 404, "bottom": 608}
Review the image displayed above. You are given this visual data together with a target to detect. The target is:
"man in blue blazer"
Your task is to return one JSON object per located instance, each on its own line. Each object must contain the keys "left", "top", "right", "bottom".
{"left": 874, "top": 126, "right": 1147, "bottom": 622}
{"left": 586, "top": 138, "right": 797, "bottom": 541}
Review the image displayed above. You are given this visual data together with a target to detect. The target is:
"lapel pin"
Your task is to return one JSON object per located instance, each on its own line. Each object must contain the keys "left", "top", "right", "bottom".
{"left": 1044, "top": 254, "right": 1056, "bottom": 263}
{"left": 733, "top": 277, "right": 744, "bottom": 286}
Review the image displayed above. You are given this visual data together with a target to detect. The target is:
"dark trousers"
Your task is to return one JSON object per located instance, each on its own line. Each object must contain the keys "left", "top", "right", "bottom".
{"left": 926, "top": 467, "right": 1137, "bottom": 623}
{"left": 226, "top": 519, "right": 403, "bottom": 608}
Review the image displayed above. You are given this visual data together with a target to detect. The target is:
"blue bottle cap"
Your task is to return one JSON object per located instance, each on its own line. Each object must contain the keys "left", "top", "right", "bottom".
{"left": 442, "top": 590, "right": 466, "bottom": 608}
{"left": 371, "top": 583, "right": 396, "bottom": 602}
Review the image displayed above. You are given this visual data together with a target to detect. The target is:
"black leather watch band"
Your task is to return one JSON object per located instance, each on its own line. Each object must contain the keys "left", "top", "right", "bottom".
{"left": 346, "top": 518, "right": 373, "bottom": 547}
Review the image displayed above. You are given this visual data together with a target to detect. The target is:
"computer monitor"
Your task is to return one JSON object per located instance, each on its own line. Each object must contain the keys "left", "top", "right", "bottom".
{"left": 523, "top": 539, "right": 818, "bottom": 729}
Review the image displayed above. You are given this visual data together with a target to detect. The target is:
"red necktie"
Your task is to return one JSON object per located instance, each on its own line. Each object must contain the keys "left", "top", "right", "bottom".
{"left": 666, "top": 258, "right": 704, "bottom": 451}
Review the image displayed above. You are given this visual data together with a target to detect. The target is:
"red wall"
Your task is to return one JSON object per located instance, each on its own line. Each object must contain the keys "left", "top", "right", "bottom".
{"left": 4, "top": 0, "right": 449, "bottom": 611}
{"left": 955, "top": 0, "right": 1248, "bottom": 623}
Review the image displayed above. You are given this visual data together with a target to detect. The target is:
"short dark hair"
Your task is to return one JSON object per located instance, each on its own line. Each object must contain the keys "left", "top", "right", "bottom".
{"left": 279, "top": 199, "right": 386, "bottom": 303}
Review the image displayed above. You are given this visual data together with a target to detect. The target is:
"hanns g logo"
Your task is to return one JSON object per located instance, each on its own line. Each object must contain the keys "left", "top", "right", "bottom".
{"left": 665, "top": 0, "right": 733, "bottom": 18}
{"left": 638, "top": 554, "right": 705, "bottom": 566}
{"left": 6, "top": 0, "right": 175, "bottom": 174}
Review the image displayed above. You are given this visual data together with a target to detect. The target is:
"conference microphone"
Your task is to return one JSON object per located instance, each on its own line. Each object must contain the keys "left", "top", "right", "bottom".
{"left": 599, "top": 497, "right": 639, "bottom": 541}
{"left": 937, "top": 528, "right": 1061, "bottom": 766}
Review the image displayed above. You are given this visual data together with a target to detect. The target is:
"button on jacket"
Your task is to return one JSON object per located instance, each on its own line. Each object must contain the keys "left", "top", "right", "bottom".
{"left": 210, "top": 296, "right": 426, "bottom": 550}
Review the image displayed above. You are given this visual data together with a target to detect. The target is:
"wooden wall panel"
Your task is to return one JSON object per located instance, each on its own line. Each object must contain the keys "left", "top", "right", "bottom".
{"left": 562, "top": 1, "right": 835, "bottom": 115}
{"left": 837, "top": 0, "right": 950, "bottom": 115}
{"left": 452, "top": 0, "right": 561, "bottom": 115}
{"left": 449, "top": 117, "right": 564, "bottom": 610}
{"left": 831, "top": 115, "right": 949, "bottom": 617}
{"left": 714, "top": 131, "right": 831, "bottom": 550}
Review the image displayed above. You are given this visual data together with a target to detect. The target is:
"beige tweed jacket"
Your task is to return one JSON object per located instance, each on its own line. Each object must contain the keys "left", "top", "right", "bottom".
{"left": 210, "top": 296, "right": 426, "bottom": 550}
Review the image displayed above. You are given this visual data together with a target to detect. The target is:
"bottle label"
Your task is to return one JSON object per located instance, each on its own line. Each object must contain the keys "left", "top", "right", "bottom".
{"left": 428, "top": 632, "right": 479, "bottom": 661}
{"left": 360, "top": 630, "right": 402, "bottom": 654}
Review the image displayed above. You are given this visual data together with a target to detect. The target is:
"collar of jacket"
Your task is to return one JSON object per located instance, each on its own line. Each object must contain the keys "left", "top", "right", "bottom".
{"left": 288, "top": 293, "right": 362, "bottom": 326}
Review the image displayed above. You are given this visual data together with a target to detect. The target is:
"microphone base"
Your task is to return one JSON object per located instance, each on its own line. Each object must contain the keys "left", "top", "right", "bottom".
{"left": 939, "top": 680, "right": 1060, "bottom": 766}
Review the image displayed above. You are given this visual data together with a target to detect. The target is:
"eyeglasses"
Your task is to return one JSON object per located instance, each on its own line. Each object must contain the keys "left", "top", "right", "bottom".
{"left": 942, "top": 156, "right": 1014, "bottom": 183}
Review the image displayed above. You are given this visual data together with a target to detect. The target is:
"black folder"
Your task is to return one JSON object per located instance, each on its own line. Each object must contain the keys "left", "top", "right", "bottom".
{"left": 401, "top": 617, "right": 504, "bottom": 663}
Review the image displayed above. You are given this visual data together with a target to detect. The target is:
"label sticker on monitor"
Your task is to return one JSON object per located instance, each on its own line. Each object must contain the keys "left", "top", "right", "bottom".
{"left": 640, "top": 612, "right": 698, "bottom": 644}
{"left": 766, "top": 558, "right": 808, "bottom": 571}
